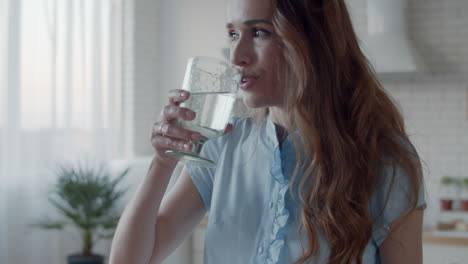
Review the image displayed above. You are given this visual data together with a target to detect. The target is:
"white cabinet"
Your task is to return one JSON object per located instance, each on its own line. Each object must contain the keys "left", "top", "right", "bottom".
{"left": 423, "top": 244, "right": 468, "bottom": 264}
{"left": 192, "top": 223, "right": 207, "bottom": 264}
{"left": 423, "top": 229, "right": 468, "bottom": 264}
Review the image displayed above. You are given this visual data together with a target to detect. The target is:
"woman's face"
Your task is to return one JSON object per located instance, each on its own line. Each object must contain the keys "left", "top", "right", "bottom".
{"left": 227, "top": 0, "right": 285, "bottom": 109}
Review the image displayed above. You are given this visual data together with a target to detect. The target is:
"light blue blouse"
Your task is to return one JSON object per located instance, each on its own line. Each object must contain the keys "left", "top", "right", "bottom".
{"left": 186, "top": 115, "right": 426, "bottom": 264}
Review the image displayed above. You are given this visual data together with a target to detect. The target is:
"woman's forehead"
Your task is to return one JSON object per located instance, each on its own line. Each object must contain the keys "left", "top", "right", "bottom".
{"left": 226, "top": 0, "right": 274, "bottom": 25}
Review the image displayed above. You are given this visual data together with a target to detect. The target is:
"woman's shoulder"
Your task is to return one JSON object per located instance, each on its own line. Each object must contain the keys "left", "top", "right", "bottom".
{"left": 197, "top": 116, "right": 257, "bottom": 164}
{"left": 229, "top": 115, "right": 254, "bottom": 128}
{"left": 224, "top": 116, "right": 254, "bottom": 144}
{"left": 206, "top": 116, "right": 256, "bottom": 148}
{"left": 369, "top": 137, "right": 426, "bottom": 238}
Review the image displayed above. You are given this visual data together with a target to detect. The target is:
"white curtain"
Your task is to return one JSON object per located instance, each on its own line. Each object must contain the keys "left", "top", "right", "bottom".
{"left": 0, "top": 0, "right": 126, "bottom": 263}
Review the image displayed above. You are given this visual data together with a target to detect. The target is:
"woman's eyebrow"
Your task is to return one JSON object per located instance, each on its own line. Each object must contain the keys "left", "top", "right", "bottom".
{"left": 226, "top": 19, "right": 273, "bottom": 28}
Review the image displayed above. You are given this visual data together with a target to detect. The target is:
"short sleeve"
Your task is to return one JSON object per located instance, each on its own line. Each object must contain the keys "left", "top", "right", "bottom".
{"left": 369, "top": 164, "right": 426, "bottom": 246}
{"left": 186, "top": 140, "right": 219, "bottom": 211}
{"left": 186, "top": 116, "right": 241, "bottom": 211}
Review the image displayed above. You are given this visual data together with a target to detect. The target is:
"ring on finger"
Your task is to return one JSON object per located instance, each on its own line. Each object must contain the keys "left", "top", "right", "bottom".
{"left": 159, "top": 122, "right": 167, "bottom": 136}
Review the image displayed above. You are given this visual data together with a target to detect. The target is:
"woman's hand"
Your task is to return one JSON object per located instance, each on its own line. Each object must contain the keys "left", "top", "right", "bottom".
{"left": 151, "top": 89, "right": 203, "bottom": 167}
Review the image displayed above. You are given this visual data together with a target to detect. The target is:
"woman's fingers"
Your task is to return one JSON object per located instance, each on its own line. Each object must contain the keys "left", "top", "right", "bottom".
{"left": 151, "top": 134, "right": 192, "bottom": 152}
{"left": 150, "top": 89, "right": 198, "bottom": 160}
{"left": 150, "top": 121, "right": 199, "bottom": 155}
{"left": 161, "top": 105, "right": 196, "bottom": 122}
{"left": 154, "top": 121, "right": 202, "bottom": 142}
{"left": 168, "top": 89, "right": 190, "bottom": 105}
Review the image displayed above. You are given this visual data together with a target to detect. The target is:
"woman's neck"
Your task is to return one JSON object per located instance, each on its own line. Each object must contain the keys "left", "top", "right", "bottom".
{"left": 268, "top": 106, "right": 288, "bottom": 144}
{"left": 268, "top": 106, "right": 286, "bottom": 127}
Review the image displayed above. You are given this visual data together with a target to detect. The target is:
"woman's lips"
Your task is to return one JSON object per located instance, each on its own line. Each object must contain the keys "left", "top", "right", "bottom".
{"left": 240, "top": 75, "right": 259, "bottom": 90}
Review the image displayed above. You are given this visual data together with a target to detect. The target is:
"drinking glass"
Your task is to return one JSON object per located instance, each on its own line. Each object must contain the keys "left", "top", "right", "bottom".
{"left": 165, "top": 56, "right": 241, "bottom": 168}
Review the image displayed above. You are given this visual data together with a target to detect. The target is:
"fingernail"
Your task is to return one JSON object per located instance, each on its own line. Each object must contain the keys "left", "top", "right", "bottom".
{"left": 191, "top": 133, "right": 201, "bottom": 141}
{"left": 186, "top": 111, "right": 195, "bottom": 119}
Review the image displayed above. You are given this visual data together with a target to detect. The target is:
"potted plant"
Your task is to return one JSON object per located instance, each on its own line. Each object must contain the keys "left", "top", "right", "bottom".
{"left": 30, "top": 161, "right": 129, "bottom": 264}
{"left": 440, "top": 176, "right": 457, "bottom": 211}
{"left": 460, "top": 178, "right": 468, "bottom": 211}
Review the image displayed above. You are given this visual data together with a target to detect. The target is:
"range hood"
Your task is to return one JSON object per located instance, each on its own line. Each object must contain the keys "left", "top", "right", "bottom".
{"left": 361, "top": 0, "right": 427, "bottom": 73}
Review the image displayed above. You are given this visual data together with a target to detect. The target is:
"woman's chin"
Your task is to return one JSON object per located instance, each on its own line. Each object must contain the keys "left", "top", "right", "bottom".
{"left": 240, "top": 89, "right": 281, "bottom": 109}
{"left": 242, "top": 96, "right": 267, "bottom": 109}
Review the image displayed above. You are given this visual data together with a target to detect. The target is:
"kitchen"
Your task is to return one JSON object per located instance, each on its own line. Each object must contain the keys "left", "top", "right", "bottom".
{"left": 130, "top": 0, "right": 468, "bottom": 263}
{"left": 1, "top": 0, "right": 467, "bottom": 263}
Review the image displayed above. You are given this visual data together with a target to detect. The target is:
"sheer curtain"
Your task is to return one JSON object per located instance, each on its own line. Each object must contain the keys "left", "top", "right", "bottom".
{"left": 0, "top": 0, "right": 126, "bottom": 263}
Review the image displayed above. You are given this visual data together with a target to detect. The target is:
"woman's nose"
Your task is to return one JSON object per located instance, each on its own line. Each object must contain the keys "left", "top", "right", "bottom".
{"left": 230, "top": 37, "right": 253, "bottom": 67}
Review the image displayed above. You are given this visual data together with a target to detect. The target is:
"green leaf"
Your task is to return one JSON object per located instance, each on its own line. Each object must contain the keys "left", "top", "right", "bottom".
{"left": 98, "top": 233, "right": 115, "bottom": 240}
{"left": 48, "top": 196, "right": 87, "bottom": 229}
{"left": 462, "top": 178, "right": 468, "bottom": 188}
{"left": 28, "top": 218, "right": 67, "bottom": 230}
{"left": 32, "top": 160, "right": 129, "bottom": 253}
{"left": 441, "top": 176, "right": 454, "bottom": 185}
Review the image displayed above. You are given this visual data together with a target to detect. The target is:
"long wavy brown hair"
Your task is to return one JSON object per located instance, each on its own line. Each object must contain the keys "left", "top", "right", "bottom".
{"left": 247, "top": 0, "right": 425, "bottom": 263}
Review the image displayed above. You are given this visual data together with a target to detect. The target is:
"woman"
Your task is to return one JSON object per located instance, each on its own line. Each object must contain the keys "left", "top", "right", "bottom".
{"left": 110, "top": 0, "right": 426, "bottom": 263}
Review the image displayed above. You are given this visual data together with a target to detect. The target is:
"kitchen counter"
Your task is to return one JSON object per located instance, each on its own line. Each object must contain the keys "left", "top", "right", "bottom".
{"left": 423, "top": 228, "right": 468, "bottom": 246}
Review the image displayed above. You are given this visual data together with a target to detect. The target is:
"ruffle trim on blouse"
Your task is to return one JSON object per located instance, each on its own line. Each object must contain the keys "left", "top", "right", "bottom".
{"left": 266, "top": 147, "right": 290, "bottom": 263}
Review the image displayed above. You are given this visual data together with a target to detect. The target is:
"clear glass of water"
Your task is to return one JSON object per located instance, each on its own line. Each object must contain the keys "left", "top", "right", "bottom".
{"left": 165, "top": 56, "right": 241, "bottom": 168}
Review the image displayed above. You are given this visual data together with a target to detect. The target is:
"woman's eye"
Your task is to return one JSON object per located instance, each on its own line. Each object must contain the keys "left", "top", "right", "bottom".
{"left": 228, "top": 31, "right": 239, "bottom": 41}
{"left": 253, "top": 28, "right": 271, "bottom": 37}
{"left": 228, "top": 28, "right": 270, "bottom": 41}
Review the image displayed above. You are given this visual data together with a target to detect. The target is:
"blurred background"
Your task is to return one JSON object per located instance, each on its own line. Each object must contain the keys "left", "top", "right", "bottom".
{"left": 0, "top": 0, "right": 467, "bottom": 263}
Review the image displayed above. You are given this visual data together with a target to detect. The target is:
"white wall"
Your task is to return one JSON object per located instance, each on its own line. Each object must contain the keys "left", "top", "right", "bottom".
{"left": 157, "top": 0, "right": 229, "bottom": 110}
{"left": 384, "top": 80, "right": 468, "bottom": 227}
{"left": 127, "top": 0, "right": 229, "bottom": 157}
